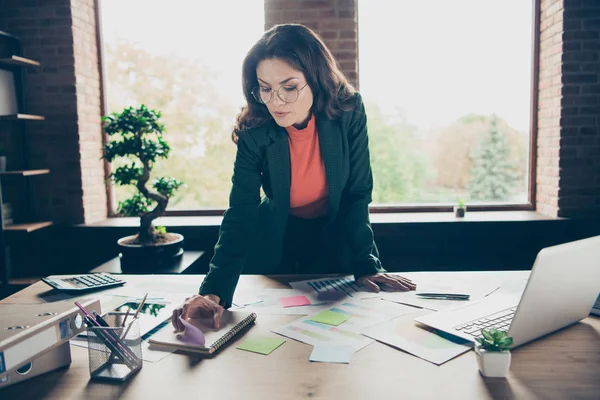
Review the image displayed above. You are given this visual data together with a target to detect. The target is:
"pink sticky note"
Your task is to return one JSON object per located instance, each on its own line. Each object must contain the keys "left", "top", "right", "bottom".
{"left": 279, "top": 295, "right": 312, "bottom": 308}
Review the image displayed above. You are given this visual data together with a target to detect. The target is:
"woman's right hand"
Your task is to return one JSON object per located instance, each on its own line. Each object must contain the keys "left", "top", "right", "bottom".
{"left": 171, "top": 294, "right": 224, "bottom": 332}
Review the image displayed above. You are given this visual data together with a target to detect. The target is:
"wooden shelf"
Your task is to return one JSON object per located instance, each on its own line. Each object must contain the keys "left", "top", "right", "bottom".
{"left": 0, "top": 114, "right": 45, "bottom": 121}
{"left": 0, "top": 55, "right": 40, "bottom": 67}
{"left": 4, "top": 221, "right": 53, "bottom": 232}
{"left": 0, "top": 169, "right": 50, "bottom": 176}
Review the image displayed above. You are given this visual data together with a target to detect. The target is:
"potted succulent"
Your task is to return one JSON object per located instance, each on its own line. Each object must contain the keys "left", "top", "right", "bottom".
{"left": 102, "top": 105, "right": 184, "bottom": 271}
{"left": 454, "top": 198, "right": 467, "bottom": 218}
{"left": 474, "top": 328, "right": 513, "bottom": 378}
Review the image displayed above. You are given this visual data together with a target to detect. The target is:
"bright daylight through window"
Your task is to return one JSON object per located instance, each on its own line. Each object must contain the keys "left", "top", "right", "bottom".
{"left": 101, "top": 0, "right": 534, "bottom": 213}
{"left": 100, "top": 0, "right": 264, "bottom": 212}
{"left": 359, "top": 0, "right": 534, "bottom": 207}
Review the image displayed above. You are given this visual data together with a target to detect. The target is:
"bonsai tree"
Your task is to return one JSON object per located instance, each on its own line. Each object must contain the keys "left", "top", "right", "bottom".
{"left": 476, "top": 328, "right": 513, "bottom": 352}
{"left": 102, "top": 105, "right": 183, "bottom": 245}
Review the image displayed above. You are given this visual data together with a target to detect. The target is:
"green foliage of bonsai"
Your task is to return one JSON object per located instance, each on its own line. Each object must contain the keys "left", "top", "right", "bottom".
{"left": 476, "top": 328, "right": 513, "bottom": 352}
{"left": 457, "top": 198, "right": 465, "bottom": 209}
{"left": 102, "top": 105, "right": 183, "bottom": 244}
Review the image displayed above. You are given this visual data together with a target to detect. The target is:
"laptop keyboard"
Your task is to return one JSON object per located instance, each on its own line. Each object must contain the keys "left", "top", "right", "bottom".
{"left": 453, "top": 307, "right": 517, "bottom": 339}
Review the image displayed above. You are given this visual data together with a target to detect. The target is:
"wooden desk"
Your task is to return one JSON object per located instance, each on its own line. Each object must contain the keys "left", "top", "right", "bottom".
{"left": 2, "top": 272, "right": 599, "bottom": 400}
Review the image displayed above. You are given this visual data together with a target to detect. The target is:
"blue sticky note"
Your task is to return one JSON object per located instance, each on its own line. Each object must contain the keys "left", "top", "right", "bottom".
{"left": 309, "top": 344, "right": 354, "bottom": 364}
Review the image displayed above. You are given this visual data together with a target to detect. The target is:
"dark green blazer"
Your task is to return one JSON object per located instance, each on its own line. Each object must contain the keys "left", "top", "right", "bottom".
{"left": 199, "top": 93, "right": 385, "bottom": 307}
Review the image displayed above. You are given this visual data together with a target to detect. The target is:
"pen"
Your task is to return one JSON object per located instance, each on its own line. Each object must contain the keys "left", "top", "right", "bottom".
{"left": 75, "top": 302, "right": 139, "bottom": 368}
{"left": 416, "top": 293, "right": 470, "bottom": 300}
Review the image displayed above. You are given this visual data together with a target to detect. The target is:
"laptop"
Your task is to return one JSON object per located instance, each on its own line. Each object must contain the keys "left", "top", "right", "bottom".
{"left": 415, "top": 235, "right": 600, "bottom": 349}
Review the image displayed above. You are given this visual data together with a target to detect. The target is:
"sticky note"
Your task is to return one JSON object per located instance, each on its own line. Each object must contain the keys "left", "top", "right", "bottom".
{"left": 309, "top": 310, "right": 350, "bottom": 326}
{"left": 279, "top": 295, "right": 312, "bottom": 308}
{"left": 236, "top": 336, "right": 286, "bottom": 355}
{"left": 309, "top": 344, "right": 354, "bottom": 364}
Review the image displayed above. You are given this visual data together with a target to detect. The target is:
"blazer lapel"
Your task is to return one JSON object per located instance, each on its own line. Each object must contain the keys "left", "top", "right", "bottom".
{"left": 266, "top": 123, "right": 291, "bottom": 213}
{"left": 317, "top": 116, "right": 343, "bottom": 223}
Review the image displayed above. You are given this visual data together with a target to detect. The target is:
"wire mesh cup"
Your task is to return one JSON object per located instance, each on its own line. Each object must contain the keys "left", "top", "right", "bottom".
{"left": 86, "top": 316, "right": 143, "bottom": 381}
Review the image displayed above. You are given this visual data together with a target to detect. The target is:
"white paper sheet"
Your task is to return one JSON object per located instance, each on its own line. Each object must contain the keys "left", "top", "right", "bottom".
{"left": 362, "top": 311, "right": 473, "bottom": 365}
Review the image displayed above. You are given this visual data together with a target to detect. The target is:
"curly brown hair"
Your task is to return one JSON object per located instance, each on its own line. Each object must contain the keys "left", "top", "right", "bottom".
{"left": 233, "top": 23, "right": 356, "bottom": 143}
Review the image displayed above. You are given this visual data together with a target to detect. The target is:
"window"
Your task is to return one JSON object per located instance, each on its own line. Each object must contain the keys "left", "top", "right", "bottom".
{"left": 99, "top": 0, "right": 264, "bottom": 213}
{"left": 358, "top": 0, "right": 535, "bottom": 208}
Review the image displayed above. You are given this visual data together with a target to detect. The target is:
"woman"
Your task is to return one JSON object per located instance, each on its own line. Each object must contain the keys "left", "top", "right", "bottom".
{"left": 172, "top": 24, "right": 416, "bottom": 331}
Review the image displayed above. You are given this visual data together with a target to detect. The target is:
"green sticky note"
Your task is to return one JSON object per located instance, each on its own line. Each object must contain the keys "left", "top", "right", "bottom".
{"left": 310, "top": 310, "right": 350, "bottom": 326}
{"left": 236, "top": 336, "right": 286, "bottom": 355}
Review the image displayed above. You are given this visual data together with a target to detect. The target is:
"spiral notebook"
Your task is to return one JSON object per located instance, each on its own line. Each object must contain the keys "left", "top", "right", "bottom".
{"left": 148, "top": 311, "right": 257, "bottom": 355}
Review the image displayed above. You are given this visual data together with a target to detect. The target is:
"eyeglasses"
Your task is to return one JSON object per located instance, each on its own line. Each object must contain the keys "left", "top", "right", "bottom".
{"left": 251, "top": 82, "right": 309, "bottom": 104}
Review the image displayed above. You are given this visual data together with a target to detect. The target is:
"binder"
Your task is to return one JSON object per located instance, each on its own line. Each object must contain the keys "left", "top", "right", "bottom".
{"left": 0, "top": 342, "right": 71, "bottom": 389}
{"left": 0, "top": 298, "right": 101, "bottom": 379}
{"left": 148, "top": 311, "right": 257, "bottom": 355}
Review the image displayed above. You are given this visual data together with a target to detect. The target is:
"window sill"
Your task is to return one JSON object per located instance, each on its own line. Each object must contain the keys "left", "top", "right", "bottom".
{"left": 81, "top": 210, "right": 562, "bottom": 228}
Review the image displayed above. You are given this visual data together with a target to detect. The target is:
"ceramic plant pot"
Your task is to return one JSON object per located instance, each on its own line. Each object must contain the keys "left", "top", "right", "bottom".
{"left": 475, "top": 345, "right": 511, "bottom": 378}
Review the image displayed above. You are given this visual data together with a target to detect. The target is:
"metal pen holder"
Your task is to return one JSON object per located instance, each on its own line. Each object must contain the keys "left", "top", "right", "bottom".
{"left": 86, "top": 315, "right": 143, "bottom": 381}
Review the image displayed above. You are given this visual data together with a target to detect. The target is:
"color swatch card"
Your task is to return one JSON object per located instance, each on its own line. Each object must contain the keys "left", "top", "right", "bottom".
{"left": 309, "top": 344, "right": 354, "bottom": 364}
{"left": 236, "top": 336, "right": 285, "bottom": 355}
{"left": 361, "top": 310, "right": 472, "bottom": 365}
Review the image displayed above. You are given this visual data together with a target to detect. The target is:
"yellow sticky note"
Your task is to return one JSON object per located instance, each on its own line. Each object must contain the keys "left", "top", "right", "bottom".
{"left": 310, "top": 310, "right": 350, "bottom": 326}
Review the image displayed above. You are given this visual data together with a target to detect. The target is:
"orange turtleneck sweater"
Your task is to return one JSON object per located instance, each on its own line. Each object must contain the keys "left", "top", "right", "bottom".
{"left": 285, "top": 114, "right": 329, "bottom": 219}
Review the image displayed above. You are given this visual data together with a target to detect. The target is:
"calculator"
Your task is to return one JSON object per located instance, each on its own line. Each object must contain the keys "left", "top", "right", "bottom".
{"left": 41, "top": 273, "right": 126, "bottom": 292}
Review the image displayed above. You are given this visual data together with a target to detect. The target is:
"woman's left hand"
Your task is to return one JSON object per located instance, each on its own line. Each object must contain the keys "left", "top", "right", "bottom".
{"left": 358, "top": 273, "right": 417, "bottom": 293}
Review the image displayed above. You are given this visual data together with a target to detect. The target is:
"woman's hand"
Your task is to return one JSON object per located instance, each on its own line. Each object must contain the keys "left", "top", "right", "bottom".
{"left": 171, "top": 294, "right": 224, "bottom": 332}
{"left": 358, "top": 273, "right": 417, "bottom": 293}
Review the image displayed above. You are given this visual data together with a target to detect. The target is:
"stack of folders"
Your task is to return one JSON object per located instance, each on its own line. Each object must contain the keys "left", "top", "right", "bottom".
{"left": 0, "top": 298, "right": 101, "bottom": 382}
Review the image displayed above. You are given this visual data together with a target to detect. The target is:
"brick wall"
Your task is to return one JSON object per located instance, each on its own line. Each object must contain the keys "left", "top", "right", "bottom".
{"left": 537, "top": 0, "right": 600, "bottom": 218}
{"left": 0, "top": 0, "right": 107, "bottom": 224}
{"left": 537, "top": 0, "right": 563, "bottom": 217}
{"left": 264, "top": 0, "right": 359, "bottom": 86}
{"left": 71, "top": 0, "right": 106, "bottom": 223}
{"left": 558, "top": 0, "right": 600, "bottom": 217}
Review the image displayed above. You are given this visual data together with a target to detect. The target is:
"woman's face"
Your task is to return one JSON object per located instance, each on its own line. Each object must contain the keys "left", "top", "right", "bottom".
{"left": 256, "top": 58, "right": 314, "bottom": 128}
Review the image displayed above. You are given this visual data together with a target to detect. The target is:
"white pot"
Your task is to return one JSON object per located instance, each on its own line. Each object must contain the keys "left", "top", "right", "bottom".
{"left": 475, "top": 345, "right": 511, "bottom": 378}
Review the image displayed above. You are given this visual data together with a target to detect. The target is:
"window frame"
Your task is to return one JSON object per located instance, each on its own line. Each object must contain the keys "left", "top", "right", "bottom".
{"left": 97, "top": 0, "right": 540, "bottom": 218}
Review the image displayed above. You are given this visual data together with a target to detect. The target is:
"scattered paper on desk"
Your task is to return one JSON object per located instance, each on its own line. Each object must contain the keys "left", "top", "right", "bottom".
{"left": 233, "top": 288, "right": 331, "bottom": 315}
{"left": 233, "top": 292, "right": 263, "bottom": 307}
{"left": 271, "top": 299, "right": 409, "bottom": 352}
{"left": 310, "top": 310, "right": 350, "bottom": 326}
{"left": 279, "top": 295, "right": 312, "bottom": 308}
{"left": 309, "top": 344, "right": 354, "bottom": 364}
{"left": 381, "top": 272, "right": 502, "bottom": 311}
{"left": 178, "top": 317, "right": 206, "bottom": 346}
{"left": 237, "top": 336, "right": 286, "bottom": 355}
{"left": 362, "top": 311, "right": 472, "bottom": 365}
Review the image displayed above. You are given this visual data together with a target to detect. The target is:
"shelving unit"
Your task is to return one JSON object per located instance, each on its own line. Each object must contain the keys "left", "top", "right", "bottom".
{"left": 0, "top": 30, "right": 52, "bottom": 289}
